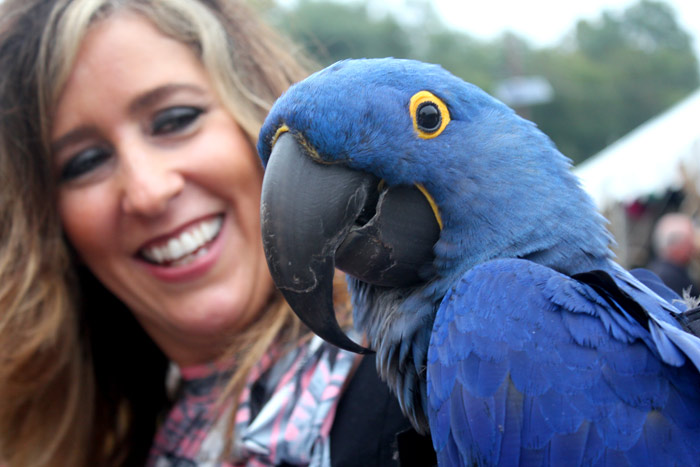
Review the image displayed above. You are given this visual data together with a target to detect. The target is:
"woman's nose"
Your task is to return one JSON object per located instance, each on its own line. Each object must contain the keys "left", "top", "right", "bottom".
{"left": 119, "top": 148, "right": 185, "bottom": 217}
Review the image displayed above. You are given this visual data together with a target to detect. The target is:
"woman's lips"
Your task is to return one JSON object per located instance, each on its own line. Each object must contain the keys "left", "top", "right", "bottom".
{"left": 136, "top": 213, "right": 229, "bottom": 283}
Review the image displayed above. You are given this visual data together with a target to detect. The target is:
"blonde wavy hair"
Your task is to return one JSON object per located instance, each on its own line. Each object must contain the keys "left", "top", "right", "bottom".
{"left": 0, "top": 0, "right": 347, "bottom": 465}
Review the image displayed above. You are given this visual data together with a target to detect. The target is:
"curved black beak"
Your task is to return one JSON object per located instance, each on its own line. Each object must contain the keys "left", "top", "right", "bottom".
{"left": 260, "top": 132, "right": 440, "bottom": 354}
{"left": 261, "top": 133, "right": 375, "bottom": 354}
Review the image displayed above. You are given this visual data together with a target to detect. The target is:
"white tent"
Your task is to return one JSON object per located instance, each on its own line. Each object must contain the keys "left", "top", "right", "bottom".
{"left": 574, "top": 88, "right": 700, "bottom": 211}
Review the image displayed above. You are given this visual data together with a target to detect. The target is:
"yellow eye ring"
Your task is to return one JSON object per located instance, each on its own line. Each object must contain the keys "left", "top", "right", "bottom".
{"left": 410, "top": 91, "right": 451, "bottom": 139}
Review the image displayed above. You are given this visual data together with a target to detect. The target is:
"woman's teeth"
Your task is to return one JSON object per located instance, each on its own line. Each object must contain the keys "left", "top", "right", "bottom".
{"left": 141, "top": 216, "right": 223, "bottom": 266}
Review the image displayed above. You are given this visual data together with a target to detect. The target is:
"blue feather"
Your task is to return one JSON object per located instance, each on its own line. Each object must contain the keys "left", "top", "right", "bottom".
{"left": 655, "top": 319, "right": 700, "bottom": 369}
{"left": 456, "top": 353, "right": 509, "bottom": 398}
{"left": 451, "top": 382, "right": 494, "bottom": 462}
{"left": 548, "top": 423, "right": 590, "bottom": 465}
{"left": 427, "top": 259, "right": 700, "bottom": 463}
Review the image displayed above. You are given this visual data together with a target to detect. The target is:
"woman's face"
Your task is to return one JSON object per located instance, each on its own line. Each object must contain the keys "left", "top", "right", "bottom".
{"left": 52, "top": 13, "right": 274, "bottom": 366}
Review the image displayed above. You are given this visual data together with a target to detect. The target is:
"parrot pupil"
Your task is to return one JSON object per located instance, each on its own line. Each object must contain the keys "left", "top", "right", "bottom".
{"left": 416, "top": 102, "right": 441, "bottom": 132}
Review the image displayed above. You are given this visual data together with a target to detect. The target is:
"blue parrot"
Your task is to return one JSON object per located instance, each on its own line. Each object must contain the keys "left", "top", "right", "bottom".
{"left": 257, "top": 58, "right": 700, "bottom": 465}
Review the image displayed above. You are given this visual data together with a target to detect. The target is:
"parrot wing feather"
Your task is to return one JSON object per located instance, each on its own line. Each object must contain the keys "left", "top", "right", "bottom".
{"left": 427, "top": 258, "right": 700, "bottom": 465}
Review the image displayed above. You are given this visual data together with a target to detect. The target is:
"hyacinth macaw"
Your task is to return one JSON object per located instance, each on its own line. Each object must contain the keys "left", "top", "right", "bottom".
{"left": 257, "top": 58, "right": 700, "bottom": 465}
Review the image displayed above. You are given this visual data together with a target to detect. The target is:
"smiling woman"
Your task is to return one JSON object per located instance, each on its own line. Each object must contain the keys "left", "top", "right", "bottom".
{"left": 0, "top": 1, "right": 418, "bottom": 466}
{"left": 52, "top": 14, "right": 274, "bottom": 365}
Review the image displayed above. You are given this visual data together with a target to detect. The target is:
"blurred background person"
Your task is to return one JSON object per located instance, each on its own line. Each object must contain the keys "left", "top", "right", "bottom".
{"left": 647, "top": 212, "right": 700, "bottom": 298}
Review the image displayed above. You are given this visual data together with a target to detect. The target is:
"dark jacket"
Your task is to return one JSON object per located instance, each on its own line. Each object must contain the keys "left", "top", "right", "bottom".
{"left": 331, "top": 355, "right": 436, "bottom": 467}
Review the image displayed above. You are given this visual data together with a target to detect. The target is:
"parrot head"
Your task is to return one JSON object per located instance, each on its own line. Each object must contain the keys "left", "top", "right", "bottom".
{"left": 257, "top": 58, "right": 613, "bottom": 430}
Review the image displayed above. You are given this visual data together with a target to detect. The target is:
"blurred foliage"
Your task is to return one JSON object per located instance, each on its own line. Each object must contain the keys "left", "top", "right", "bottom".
{"left": 272, "top": 0, "right": 412, "bottom": 59}
{"left": 531, "top": 0, "right": 700, "bottom": 161}
{"left": 257, "top": 0, "right": 699, "bottom": 164}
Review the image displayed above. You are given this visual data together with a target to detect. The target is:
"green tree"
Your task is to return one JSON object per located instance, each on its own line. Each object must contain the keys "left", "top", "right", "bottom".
{"left": 413, "top": 30, "right": 509, "bottom": 92}
{"left": 265, "top": 0, "right": 518, "bottom": 92}
{"left": 532, "top": 0, "right": 699, "bottom": 163}
{"left": 269, "top": 0, "right": 411, "bottom": 65}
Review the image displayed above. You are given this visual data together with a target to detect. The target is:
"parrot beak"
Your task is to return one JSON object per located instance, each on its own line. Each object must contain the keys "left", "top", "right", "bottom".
{"left": 260, "top": 132, "right": 440, "bottom": 354}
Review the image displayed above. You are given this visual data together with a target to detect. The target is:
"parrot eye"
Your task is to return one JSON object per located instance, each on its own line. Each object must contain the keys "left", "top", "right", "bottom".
{"left": 409, "top": 90, "right": 451, "bottom": 139}
{"left": 416, "top": 103, "right": 441, "bottom": 132}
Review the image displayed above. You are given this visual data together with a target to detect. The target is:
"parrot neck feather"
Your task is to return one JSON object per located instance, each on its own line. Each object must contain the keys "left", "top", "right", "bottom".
{"left": 349, "top": 277, "right": 437, "bottom": 433}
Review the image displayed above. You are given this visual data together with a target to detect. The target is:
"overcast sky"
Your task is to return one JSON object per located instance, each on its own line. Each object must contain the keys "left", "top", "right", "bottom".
{"left": 343, "top": 0, "right": 699, "bottom": 60}
{"left": 431, "top": 0, "right": 700, "bottom": 51}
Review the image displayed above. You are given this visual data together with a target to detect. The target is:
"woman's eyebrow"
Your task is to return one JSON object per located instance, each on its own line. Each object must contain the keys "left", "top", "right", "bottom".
{"left": 51, "top": 125, "right": 97, "bottom": 156}
{"left": 52, "top": 83, "right": 207, "bottom": 154}
{"left": 128, "top": 83, "right": 206, "bottom": 115}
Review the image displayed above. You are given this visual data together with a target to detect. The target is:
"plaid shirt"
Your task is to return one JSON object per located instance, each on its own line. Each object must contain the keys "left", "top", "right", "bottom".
{"left": 148, "top": 335, "right": 358, "bottom": 466}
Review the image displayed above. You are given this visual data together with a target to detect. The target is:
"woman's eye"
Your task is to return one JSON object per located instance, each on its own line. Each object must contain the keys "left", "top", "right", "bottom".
{"left": 60, "top": 147, "right": 112, "bottom": 182}
{"left": 151, "top": 106, "right": 203, "bottom": 136}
